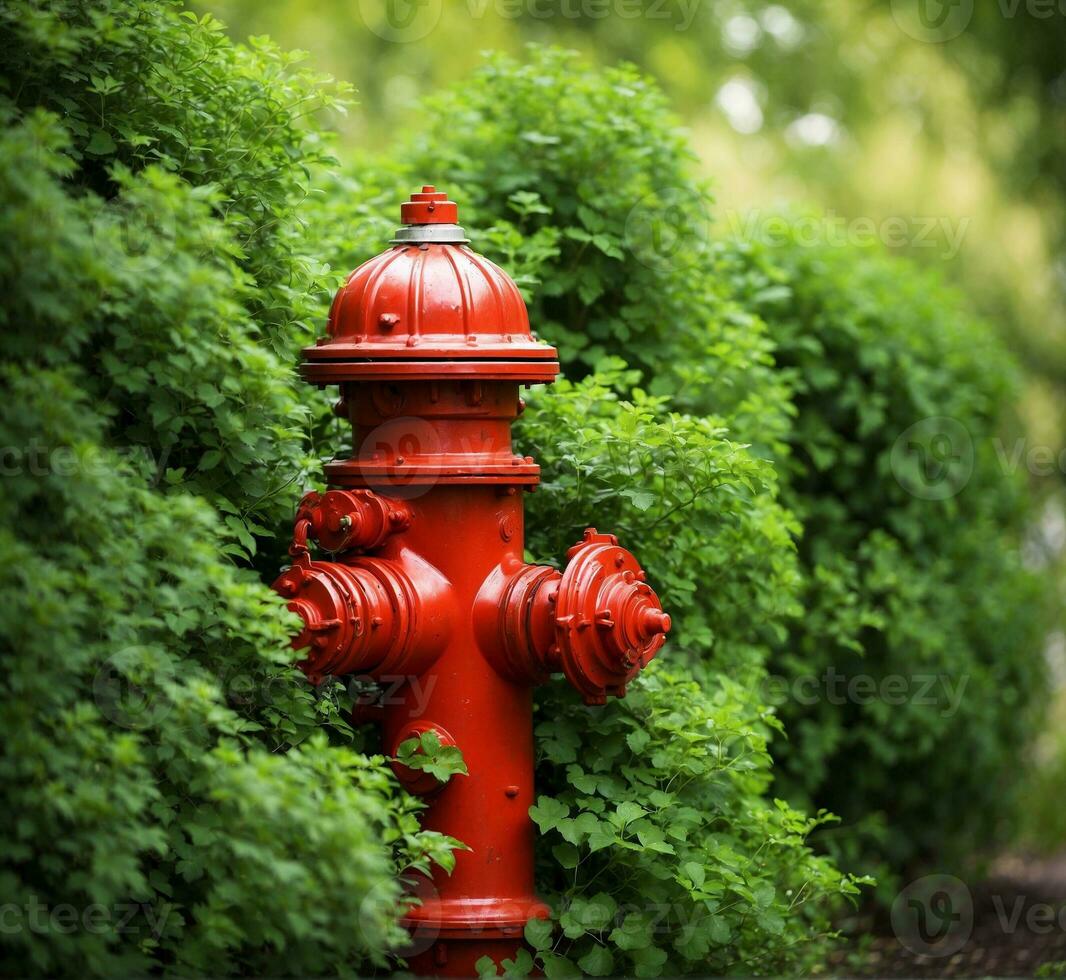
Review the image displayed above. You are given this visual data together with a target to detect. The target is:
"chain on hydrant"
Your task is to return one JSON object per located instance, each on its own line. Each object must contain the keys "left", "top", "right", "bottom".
{"left": 273, "top": 186, "right": 670, "bottom": 976}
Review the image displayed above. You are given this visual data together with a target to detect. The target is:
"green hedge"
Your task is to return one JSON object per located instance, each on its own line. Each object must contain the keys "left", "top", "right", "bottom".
{"left": 733, "top": 232, "right": 1049, "bottom": 882}
{"left": 0, "top": 3, "right": 457, "bottom": 975}
{"left": 395, "top": 48, "right": 867, "bottom": 975}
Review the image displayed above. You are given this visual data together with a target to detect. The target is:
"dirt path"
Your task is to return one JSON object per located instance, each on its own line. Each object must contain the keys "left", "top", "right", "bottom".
{"left": 835, "top": 854, "right": 1066, "bottom": 978}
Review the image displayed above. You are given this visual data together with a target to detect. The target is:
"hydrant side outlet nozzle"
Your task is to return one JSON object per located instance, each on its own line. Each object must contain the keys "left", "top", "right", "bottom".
{"left": 273, "top": 188, "right": 670, "bottom": 976}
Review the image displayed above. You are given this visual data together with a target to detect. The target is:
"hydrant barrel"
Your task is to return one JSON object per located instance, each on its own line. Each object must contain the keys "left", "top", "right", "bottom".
{"left": 275, "top": 188, "right": 670, "bottom": 976}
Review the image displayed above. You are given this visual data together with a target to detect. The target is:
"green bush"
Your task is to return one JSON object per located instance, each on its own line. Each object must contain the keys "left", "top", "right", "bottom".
{"left": 731, "top": 232, "right": 1049, "bottom": 881}
{"left": 0, "top": 3, "right": 457, "bottom": 975}
{"left": 515, "top": 373, "right": 861, "bottom": 975}
{"left": 405, "top": 46, "right": 794, "bottom": 455}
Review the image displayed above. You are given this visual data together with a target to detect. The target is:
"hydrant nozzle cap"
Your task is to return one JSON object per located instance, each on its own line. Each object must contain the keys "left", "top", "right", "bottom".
{"left": 551, "top": 532, "right": 670, "bottom": 706}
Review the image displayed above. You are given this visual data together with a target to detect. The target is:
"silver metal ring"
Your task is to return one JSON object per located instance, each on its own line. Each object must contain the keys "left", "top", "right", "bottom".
{"left": 391, "top": 224, "right": 470, "bottom": 244}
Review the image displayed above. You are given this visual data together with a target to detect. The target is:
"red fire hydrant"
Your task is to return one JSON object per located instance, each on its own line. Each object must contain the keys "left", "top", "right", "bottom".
{"left": 275, "top": 187, "right": 670, "bottom": 976}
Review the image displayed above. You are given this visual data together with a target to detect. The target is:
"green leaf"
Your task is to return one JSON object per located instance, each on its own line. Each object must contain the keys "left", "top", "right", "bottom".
{"left": 708, "top": 917, "right": 731, "bottom": 945}
{"left": 613, "top": 801, "right": 646, "bottom": 828}
{"left": 500, "top": 948, "right": 534, "bottom": 977}
{"left": 529, "top": 796, "right": 569, "bottom": 833}
{"left": 86, "top": 129, "right": 117, "bottom": 155}
{"left": 577, "top": 944, "right": 614, "bottom": 977}
{"left": 524, "top": 917, "right": 553, "bottom": 952}
{"left": 681, "top": 861, "right": 705, "bottom": 889}
{"left": 540, "top": 952, "right": 581, "bottom": 978}
{"left": 626, "top": 729, "right": 650, "bottom": 753}
{"left": 631, "top": 944, "right": 668, "bottom": 977}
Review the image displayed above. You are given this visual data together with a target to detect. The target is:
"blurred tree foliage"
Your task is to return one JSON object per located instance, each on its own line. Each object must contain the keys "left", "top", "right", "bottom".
{"left": 733, "top": 228, "right": 1049, "bottom": 882}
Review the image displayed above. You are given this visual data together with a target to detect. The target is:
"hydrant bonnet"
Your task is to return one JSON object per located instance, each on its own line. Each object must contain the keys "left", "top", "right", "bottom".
{"left": 302, "top": 186, "right": 559, "bottom": 383}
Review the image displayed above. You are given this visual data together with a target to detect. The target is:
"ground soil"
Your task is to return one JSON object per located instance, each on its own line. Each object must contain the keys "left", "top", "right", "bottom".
{"left": 831, "top": 854, "right": 1066, "bottom": 978}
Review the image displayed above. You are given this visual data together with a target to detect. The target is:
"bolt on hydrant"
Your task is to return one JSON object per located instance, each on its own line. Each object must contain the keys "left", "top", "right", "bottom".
{"left": 274, "top": 187, "right": 670, "bottom": 976}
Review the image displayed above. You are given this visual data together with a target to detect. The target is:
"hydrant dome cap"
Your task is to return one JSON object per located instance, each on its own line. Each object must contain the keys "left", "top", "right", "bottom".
{"left": 302, "top": 186, "right": 559, "bottom": 383}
